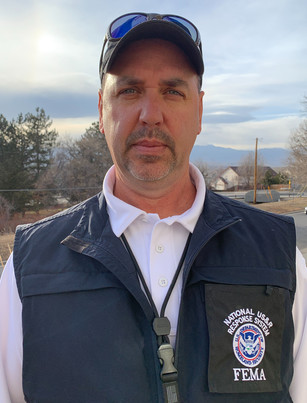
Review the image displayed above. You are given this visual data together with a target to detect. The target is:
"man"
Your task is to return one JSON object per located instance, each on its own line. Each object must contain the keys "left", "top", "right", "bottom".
{"left": 0, "top": 12, "right": 307, "bottom": 403}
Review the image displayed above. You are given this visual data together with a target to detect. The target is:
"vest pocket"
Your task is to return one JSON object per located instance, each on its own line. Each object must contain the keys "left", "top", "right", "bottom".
{"left": 205, "top": 283, "right": 292, "bottom": 394}
{"left": 20, "top": 271, "right": 125, "bottom": 297}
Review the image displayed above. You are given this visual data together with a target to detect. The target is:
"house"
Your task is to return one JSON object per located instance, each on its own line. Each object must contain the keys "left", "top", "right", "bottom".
{"left": 210, "top": 166, "right": 277, "bottom": 191}
{"left": 213, "top": 176, "right": 229, "bottom": 191}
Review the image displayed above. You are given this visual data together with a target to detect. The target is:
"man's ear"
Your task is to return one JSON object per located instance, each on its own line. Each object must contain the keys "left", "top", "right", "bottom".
{"left": 98, "top": 89, "right": 104, "bottom": 134}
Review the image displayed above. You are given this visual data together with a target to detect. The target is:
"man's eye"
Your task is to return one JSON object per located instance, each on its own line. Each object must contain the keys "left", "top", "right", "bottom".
{"left": 167, "top": 89, "right": 184, "bottom": 96}
{"left": 119, "top": 88, "right": 137, "bottom": 95}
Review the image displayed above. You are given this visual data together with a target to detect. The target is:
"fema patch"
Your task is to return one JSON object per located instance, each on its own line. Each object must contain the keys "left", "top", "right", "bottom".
{"left": 233, "top": 323, "right": 265, "bottom": 368}
{"left": 205, "top": 285, "right": 286, "bottom": 391}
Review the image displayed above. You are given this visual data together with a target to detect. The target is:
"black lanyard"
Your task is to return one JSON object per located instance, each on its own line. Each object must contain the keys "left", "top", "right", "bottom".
{"left": 121, "top": 232, "right": 192, "bottom": 403}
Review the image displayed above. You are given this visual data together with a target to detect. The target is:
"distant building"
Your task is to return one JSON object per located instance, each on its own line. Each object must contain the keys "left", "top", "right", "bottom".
{"left": 212, "top": 176, "right": 229, "bottom": 191}
{"left": 210, "top": 166, "right": 277, "bottom": 191}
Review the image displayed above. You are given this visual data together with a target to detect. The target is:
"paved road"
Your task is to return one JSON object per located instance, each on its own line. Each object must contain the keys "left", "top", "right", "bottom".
{"left": 286, "top": 211, "right": 307, "bottom": 261}
{"left": 220, "top": 191, "right": 307, "bottom": 202}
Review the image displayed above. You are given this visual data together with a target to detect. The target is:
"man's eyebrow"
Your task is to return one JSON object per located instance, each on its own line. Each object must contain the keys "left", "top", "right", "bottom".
{"left": 115, "top": 76, "right": 144, "bottom": 86}
{"left": 160, "top": 78, "right": 189, "bottom": 88}
{"left": 115, "top": 76, "right": 189, "bottom": 88}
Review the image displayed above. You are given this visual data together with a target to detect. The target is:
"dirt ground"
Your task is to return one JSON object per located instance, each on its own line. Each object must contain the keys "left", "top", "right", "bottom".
{"left": 0, "top": 198, "right": 306, "bottom": 271}
{"left": 251, "top": 197, "right": 307, "bottom": 214}
{"left": 0, "top": 233, "right": 14, "bottom": 268}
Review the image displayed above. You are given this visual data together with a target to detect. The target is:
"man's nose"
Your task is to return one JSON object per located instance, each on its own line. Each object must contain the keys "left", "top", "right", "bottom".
{"left": 139, "top": 94, "right": 164, "bottom": 126}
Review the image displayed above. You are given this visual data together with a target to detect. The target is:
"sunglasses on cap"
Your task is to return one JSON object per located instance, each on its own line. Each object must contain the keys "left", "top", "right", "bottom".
{"left": 99, "top": 12, "right": 203, "bottom": 80}
{"left": 107, "top": 13, "right": 201, "bottom": 45}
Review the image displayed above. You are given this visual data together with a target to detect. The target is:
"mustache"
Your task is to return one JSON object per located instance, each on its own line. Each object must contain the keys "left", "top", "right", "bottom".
{"left": 125, "top": 127, "right": 175, "bottom": 152}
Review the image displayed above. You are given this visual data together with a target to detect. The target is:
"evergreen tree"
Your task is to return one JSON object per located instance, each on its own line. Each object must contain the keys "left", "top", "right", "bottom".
{"left": 0, "top": 109, "right": 58, "bottom": 211}
{"left": 0, "top": 114, "right": 32, "bottom": 211}
{"left": 24, "top": 108, "right": 58, "bottom": 182}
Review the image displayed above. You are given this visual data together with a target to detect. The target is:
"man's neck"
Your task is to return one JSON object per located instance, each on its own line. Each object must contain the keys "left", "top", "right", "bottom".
{"left": 113, "top": 172, "right": 196, "bottom": 219}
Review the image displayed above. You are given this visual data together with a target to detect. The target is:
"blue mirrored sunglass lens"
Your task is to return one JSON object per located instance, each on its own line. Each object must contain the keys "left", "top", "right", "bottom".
{"left": 162, "top": 16, "right": 198, "bottom": 41}
{"left": 110, "top": 14, "right": 147, "bottom": 38}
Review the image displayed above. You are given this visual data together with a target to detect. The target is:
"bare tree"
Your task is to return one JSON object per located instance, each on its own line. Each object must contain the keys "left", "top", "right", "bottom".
{"left": 288, "top": 96, "right": 307, "bottom": 185}
{"left": 238, "top": 152, "right": 266, "bottom": 190}
{"left": 238, "top": 152, "right": 254, "bottom": 189}
{"left": 193, "top": 160, "right": 209, "bottom": 182}
{"left": 45, "top": 122, "right": 113, "bottom": 203}
{"left": 0, "top": 196, "right": 13, "bottom": 232}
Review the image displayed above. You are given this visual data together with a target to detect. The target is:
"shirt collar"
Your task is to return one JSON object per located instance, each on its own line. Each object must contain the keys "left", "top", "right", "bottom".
{"left": 103, "top": 163, "right": 206, "bottom": 237}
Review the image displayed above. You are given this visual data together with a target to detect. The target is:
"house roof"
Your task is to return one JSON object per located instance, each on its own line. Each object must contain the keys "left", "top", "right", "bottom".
{"left": 223, "top": 166, "right": 277, "bottom": 177}
{"left": 217, "top": 177, "right": 228, "bottom": 185}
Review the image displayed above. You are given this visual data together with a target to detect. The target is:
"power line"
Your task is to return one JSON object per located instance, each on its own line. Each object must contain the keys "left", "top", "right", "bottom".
{"left": 0, "top": 187, "right": 101, "bottom": 192}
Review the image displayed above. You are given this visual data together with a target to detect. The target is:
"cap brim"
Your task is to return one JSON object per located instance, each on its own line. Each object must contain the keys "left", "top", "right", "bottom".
{"left": 102, "top": 20, "right": 204, "bottom": 76}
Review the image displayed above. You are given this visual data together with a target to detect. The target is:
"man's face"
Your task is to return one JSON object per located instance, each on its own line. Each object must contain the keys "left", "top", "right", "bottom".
{"left": 99, "top": 39, "right": 204, "bottom": 187}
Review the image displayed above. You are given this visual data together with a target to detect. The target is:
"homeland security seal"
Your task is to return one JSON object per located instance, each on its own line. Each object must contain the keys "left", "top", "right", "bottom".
{"left": 233, "top": 323, "right": 265, "bottom": 368}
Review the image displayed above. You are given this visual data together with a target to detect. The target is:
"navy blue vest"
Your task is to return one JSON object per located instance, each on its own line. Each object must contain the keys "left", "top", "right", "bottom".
{"left": 14, "top": 190, "right": 296, "bottom": 402}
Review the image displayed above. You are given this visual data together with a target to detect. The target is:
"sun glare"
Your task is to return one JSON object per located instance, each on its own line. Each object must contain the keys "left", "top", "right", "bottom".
{"left": 37, "top": 33, "right": 59, "bottom": 54}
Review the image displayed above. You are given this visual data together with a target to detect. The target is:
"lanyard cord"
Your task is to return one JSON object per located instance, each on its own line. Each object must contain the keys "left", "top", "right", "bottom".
{"left": 121, "top": 232, "right": 192, "bottom": 345}
{"left": 121, "top": 231, "right": 192, "bottom": 402}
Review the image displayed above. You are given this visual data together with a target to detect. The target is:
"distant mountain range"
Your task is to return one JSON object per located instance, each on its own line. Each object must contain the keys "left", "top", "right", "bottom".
{"left": 190, "top": 145, "right": 289, "bottom": 167}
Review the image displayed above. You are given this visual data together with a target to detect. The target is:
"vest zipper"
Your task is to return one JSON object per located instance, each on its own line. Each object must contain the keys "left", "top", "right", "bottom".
{"left": 174, "top": 217, "right": 242, "bottom": 366}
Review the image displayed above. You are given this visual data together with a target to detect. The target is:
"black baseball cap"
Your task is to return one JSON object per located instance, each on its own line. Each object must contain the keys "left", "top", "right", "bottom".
{"left": 99, "top": 13, "right": 204, "bottom": 81}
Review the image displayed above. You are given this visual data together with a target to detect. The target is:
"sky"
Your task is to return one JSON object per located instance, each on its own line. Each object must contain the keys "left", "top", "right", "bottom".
{"left": 0, "top": 0, "right": 306, "bottom": 150}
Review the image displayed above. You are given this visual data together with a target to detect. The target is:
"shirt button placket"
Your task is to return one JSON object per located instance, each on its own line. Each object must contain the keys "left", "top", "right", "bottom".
{"left": 155, "top": 244, "right": 164, "bottom": 253}
{"left": 158, "top": 277, "right": 168, "bottom": 287}
{"left": 151, "top": 225, "right": 170, "bottom": 313}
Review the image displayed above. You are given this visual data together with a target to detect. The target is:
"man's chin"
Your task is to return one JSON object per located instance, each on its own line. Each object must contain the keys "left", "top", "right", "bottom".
{"left": 127, "top": 162, "right": 175, "bottom": 182}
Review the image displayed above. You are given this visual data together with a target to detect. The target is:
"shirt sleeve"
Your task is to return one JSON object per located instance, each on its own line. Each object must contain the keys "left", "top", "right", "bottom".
{"left": 0, "top": 254, "right": 24, "bottom": 403}
{"left": 290, "top": 248, "right": 307, "bottom": 403}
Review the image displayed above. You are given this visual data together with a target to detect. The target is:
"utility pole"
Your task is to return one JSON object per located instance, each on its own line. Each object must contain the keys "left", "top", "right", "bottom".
{"left": 253, "top": 138, "right": 258, "bottom": 204}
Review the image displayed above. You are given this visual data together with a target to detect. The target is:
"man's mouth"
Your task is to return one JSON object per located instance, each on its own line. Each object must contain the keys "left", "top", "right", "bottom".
{"left": 131, "top": 139, "right": 167, "bottom": 154}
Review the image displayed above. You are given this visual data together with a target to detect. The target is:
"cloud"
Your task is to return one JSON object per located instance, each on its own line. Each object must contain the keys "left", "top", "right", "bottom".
{"left": 52, "top": 116, "right": 99, "bottom": 139}
{"left": 1, "top": 0, "right": 306, "bottom": 150}
{"left": 197, "top": 115, "right": 301, "bottom": 149}
{"left": 204, "top": 111, "right": 254, "bottom": 124}
{"left": 203, "top": 104, "right": 258, "bottom": 124}
{"left": 0, "top": 89, "right": 99, "bottom": 120}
